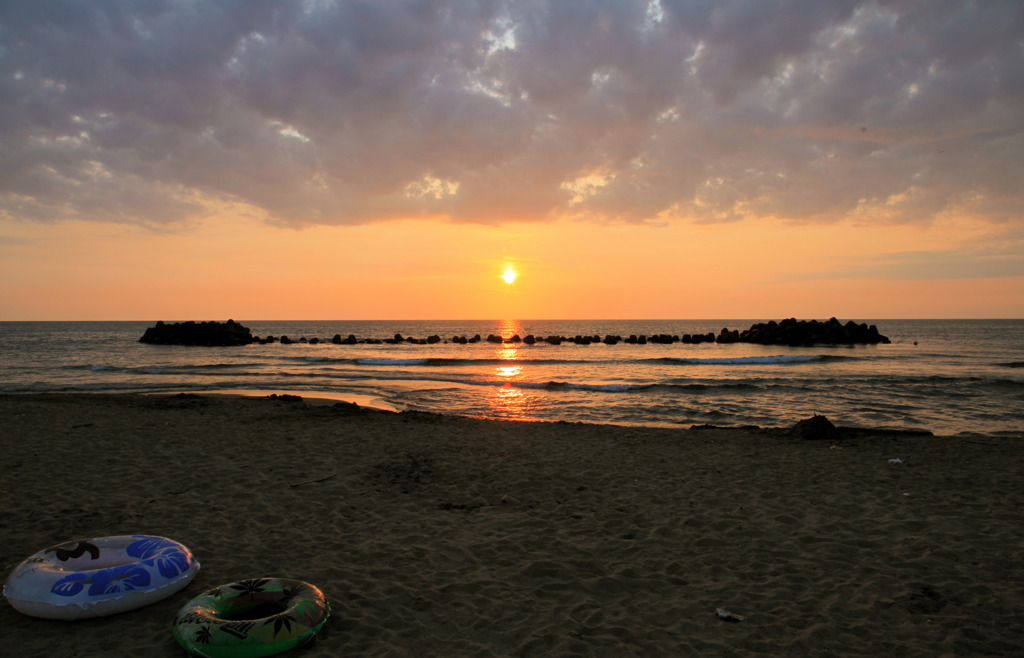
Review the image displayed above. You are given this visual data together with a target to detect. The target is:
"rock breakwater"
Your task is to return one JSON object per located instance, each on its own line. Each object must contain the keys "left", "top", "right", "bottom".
{"left": 139, "top": 318, "right": 889, "bottom": 347}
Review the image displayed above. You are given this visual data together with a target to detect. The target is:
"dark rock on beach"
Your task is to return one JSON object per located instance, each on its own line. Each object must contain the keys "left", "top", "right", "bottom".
{"left": 790, "top": 415, "right": 842, "bottom": 441}
{"left": 138, "top": 320, "right": 255, "bottom": 346}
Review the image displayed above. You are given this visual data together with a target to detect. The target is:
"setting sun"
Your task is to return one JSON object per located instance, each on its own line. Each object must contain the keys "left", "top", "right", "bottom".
{"left": 502, "top": 266, "right": 518, "bottom": 284}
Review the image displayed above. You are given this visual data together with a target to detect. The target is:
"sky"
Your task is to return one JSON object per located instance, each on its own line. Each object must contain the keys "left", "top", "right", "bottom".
{"left": 1, "top": 0, "right": 1022, "bottom": 320}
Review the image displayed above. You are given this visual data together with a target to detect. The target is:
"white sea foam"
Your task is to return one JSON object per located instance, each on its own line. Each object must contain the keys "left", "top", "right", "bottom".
{"left": 529, "top": 381, "right": 638, "bottom": 392}
{"left": 358, "top": 358, "right": 430, "bottom": 366}
{"left": 565, "top": 383, "right": 636, "bottom": 392}
{"left": 670, "top": 355, "right": 823, "bottom": 365}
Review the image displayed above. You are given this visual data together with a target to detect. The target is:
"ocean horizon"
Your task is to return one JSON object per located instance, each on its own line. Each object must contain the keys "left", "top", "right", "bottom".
{"left": 1, "top": 318, "right": 1022, "bottom": 437}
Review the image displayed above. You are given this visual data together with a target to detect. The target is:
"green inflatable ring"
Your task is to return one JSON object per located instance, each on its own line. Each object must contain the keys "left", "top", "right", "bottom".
{"left": 172, "top": 578, "right": 329, "bottom": 658}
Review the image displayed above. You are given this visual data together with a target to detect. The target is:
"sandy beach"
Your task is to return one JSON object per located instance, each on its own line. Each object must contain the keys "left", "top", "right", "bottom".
{"left": 2, "top": 393, "right": 1023, "bottom": 657}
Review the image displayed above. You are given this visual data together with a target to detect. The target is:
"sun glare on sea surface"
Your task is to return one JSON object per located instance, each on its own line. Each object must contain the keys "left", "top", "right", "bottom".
{"left": 502, "top": 266, "right": 518, "bottom": 284}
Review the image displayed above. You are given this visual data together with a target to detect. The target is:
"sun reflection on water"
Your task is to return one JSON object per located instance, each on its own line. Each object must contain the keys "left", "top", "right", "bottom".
{"left": 496, "top": 365, "right": 523, "bottom": 379}
{"left": 485, "top": 320, "right": 537, "bottom": 421}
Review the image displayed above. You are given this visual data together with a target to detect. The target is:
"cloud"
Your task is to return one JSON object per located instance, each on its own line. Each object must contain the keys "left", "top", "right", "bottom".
{"left": 0, "top": 0, "right": 1021, "bottom": 228}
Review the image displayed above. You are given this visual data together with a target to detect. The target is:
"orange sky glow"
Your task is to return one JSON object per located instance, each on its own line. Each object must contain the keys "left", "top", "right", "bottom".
{"left": 3, "top": 212, "right": 1019, "bottom": 320}
{"left": 1, "top": 2, "right": 1021, "bottom": 320}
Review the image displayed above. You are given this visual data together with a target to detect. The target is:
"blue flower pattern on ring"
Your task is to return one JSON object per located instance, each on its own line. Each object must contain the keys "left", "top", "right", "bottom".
{"left": 50, "top": 536, "right": 189, "bottom": 598}
{"left": 50, "top": 573, "right": 92, "bottom": 597}
{"left": 51, "top": 565, "right": 152, "bottom": 597}
{"left": 127, "top": 535, "right": 190, "bottom": 579}
{"left": 88, "top": 565, "right": 152, "bottom": 595}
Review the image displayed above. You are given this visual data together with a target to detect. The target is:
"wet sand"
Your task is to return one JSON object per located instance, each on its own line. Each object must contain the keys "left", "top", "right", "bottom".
{"left": 2, "top": 393, "right": 1023, "bottom": 656}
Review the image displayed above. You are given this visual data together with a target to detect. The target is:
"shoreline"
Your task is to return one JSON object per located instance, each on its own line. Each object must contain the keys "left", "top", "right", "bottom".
{"left": 2, "top": 392, "right": 1023, "bottom": 656}
{"left": 13, "top": 387, "right": 1020, "bottom": 439}
{"left": 170, "top": 388, "right": 403, "bottom": 413}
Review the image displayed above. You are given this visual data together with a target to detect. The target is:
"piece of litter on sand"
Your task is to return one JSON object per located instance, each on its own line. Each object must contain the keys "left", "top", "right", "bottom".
{"left": 716, "top": 608, "right": 744, "bottom": 622}
{"left": 888, "top": 458, "right": 904, "bottom": 464}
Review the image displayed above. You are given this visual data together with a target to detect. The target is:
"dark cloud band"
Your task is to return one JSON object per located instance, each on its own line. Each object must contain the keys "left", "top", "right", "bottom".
{"left": 1, "top": 0, "right": 1021, "bottom": 227}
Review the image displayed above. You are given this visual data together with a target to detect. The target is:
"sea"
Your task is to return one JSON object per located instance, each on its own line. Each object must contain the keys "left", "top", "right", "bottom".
{"left": 1, "top": 319, "right": 1022, "bottom": 437}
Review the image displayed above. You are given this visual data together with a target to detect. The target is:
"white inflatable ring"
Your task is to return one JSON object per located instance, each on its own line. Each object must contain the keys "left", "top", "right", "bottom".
{"left": 3, "top": 535, "right": 200, "bottom": 620}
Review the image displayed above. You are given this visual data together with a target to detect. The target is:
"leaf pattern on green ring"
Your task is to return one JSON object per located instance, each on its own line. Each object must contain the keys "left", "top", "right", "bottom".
{"left": 230, "top": 578, "right": 269, "bottom": 596}
{"left": 271, "top": 613, "right": 296, "bottom": 637}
